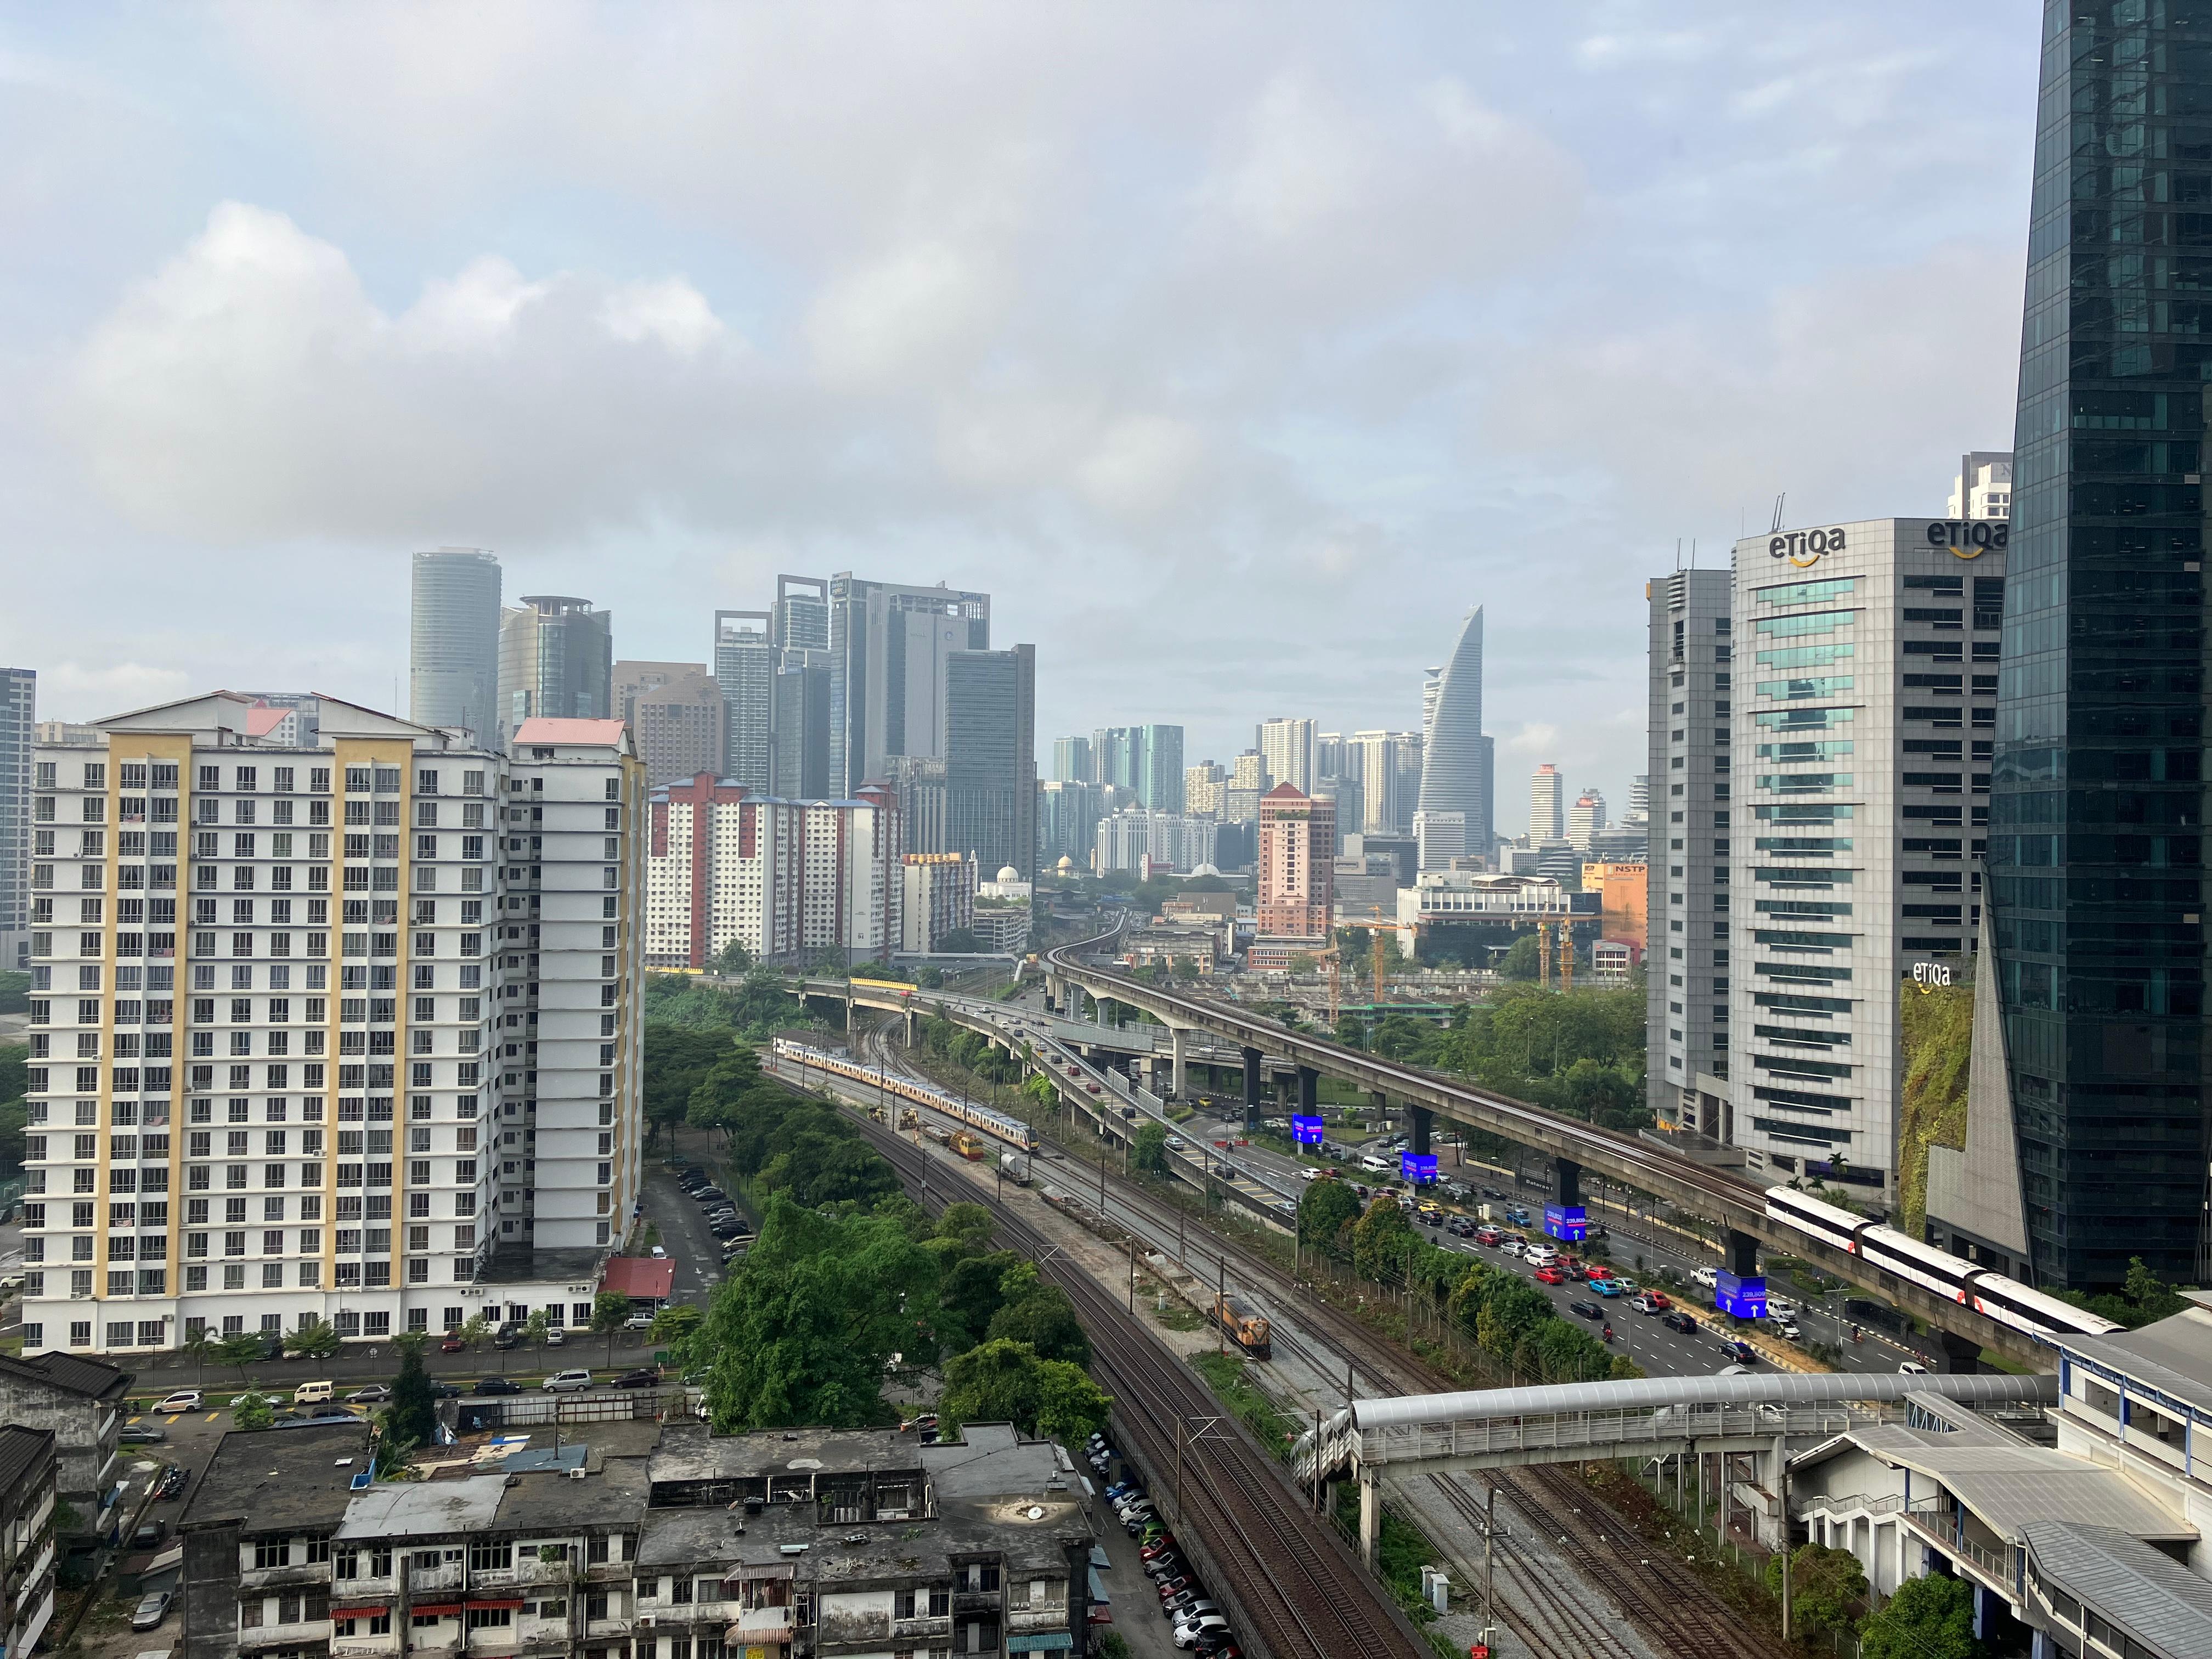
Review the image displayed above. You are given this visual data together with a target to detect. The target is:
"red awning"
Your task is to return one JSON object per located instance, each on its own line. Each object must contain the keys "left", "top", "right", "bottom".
{"left": 466, "top": 1598, "right": 526, "bottom": 1611}
{"left": 331, "top": 1605, "right": 390, "bottom": 1619}
{"left": 410, "top": 1604, "right": 461, "bottom": 1617}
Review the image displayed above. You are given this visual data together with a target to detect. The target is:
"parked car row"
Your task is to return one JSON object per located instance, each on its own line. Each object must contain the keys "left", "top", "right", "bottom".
{"left": 1092, "top": 1434, "right": 1242, "bottom": 1657}
{"left": 677, "top": 1164, "right": 752, "bottom": 1248}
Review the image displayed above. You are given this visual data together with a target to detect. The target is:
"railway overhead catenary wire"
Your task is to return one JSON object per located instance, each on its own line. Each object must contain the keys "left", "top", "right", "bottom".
{"left": 833, "top": 1104, "right": 1432, "bottom": 1659}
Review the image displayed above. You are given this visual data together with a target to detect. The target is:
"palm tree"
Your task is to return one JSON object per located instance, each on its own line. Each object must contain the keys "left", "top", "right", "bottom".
{"left": 180, "top": 1325, "right": 215, "bottom": 1386}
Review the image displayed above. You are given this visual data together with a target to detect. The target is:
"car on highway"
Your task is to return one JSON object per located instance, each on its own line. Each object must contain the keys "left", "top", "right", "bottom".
{"left": 1299, "top": 1167, "right": 1318, "bottom": 1182}
{"left": 1767, "top": 1297, "right": 1799, "bottom": 1320}
{"left": 153, "top": 1390, "right": 203, "bottom": 1414}
{"left": 543, "top": 1369, "right": 595, "bottom": 1392}
{"left": 1525, "top": 1245, "right": 1558, "bottom": 1268}
{"left": 1568, "top": 1300, "right": 1602, "bottom": 1320}
{"left": 1726, "top": 1340, "right": 1759, "bottom": 1365}
{"left": 1630, "top": 1293, "right": 1671, "bottom": 1314}
{"left": 1534, "top": 1265, "right": 1565, "bottom": 1285}
{"left": 1590, "top": 1277, "right": 1625, "bottom": 1297}
{"left": 347, "top": 1384, "right": 393, "bottom": 1404}
{"left": 1691, "top": 1267, "right": 1719, "bottom": 1289}
{"left": 1662, "top": 1311, "right": 1700, "bottom": 1335}
{"left": 613, "top": 1368, "right": 662, "bottom": 1389}
{"left": 1473, "top": 1226, "right": 1500, "bottom": 1246}
{"left": 472, "top": 1376, "right": 522, "bottom": 1396}
{"left": 1776, "top": 1319, "right": 1802, "bottom": 1340}
{"left": 1899, "top": 1361, "right": 1929, "bottom": 1375}
{"left": 131, "top": 1591, "right": 173, "bottom": 1632}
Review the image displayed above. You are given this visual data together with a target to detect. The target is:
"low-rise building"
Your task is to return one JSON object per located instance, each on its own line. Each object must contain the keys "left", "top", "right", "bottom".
{"left": 642, "top": 1422, "right": 1090, "bottom": 1659}
{"left": 1790, "top": 1304, "right": 2212, "bottom": 1655}
{"left": 1592, "top": 939, "right": 1642, "bottom": 980}
{"left": 1126, "top": 928, "right": 1220, "bottom": 975}
{"left": 0, "top": 1352, "right": 130, "bottom": 1538}
{"left": 969, "top": 900, "right": 1032, "bottom": 954}
{"left": 0, "top": 1426, "right": 58, "bottom": 1658}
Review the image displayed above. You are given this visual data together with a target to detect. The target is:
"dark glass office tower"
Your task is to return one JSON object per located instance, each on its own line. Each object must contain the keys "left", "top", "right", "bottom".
{"left": 1990, "top": 0, "right": 2212, "bottom": 1290}
{"left": 944, "top": 645, "right": 1037, "bottom": 879}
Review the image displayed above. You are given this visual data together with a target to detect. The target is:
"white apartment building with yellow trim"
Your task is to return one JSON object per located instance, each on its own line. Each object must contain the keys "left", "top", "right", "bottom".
{"left": 18, "top": 692, "right": 644, "bottom": 1356}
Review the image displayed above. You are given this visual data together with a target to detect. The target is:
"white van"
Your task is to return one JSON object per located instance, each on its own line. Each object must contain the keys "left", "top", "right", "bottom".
{"left": 292, "top": 1380, "right": 334, "bottom": 1406}
{"left": 1525, "top": 1244, "right": 1558, "bottom": 1268}
{"left": 1359, "top": 1154, "right": 1391, "bottom": 1175}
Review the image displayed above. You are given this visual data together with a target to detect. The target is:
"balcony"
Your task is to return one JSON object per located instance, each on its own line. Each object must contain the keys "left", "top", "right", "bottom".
{"left": 410, "top": 1563, "right": 465, "bottom": 1594}
{"left": 239, "top": 1618, "right": 334, "bottom": 1650}
{"left": 726, "top": 1606, "right": 795, "bottom": 1645}
{"left": 1903, "top": 1500, "right": 2018, "bottom": 1595}
{"left": 241, "top": 1561, "right": 334, "bottom": 1593}
{"left": 332, "top": 1640, "right": 403, "bottom": 1658}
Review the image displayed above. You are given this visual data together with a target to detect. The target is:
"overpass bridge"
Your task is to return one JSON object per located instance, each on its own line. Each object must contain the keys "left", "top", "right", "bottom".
{"left": 1294, "top": 1370, "right": 2056, "bottom": 1564}
{"left": 1040, "top": 939, "right": 2053, "bottom": 1370}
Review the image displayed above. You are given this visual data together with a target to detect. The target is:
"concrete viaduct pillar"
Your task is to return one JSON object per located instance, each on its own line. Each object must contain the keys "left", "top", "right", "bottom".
{"left": 1554, "top": 1156, "right": 1580, "bottom": 1207}
{"left": 1358, "top": 1470, "right": 1380, "bottom": 1568}
{"left": 1726, "top": 1229, "right": 1760, "bottom": 1280}
{"left": 1241, "top": 1047, "right": 1262, "bottom": 1128}
{"left": 1938, "top": 1329, "right": 1984, "bottom": 1374}
{"left": 1170, "top": 1026, "right": 1188, "bottom": 1099}
{"left": 1296, "top": 1065, "right": 1319, "bottom": 1115}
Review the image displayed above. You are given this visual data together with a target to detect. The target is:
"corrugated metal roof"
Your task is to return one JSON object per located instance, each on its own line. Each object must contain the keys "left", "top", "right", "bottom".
{"left": 2063, "top": 1308, "right": 2212, "bottom": 1418}
{"left": 2024, "top": 1521, "right": 2212, "bottom": 1659}
{"left": 1347, "top": 1369, "right": 2052, "bottom": 1432}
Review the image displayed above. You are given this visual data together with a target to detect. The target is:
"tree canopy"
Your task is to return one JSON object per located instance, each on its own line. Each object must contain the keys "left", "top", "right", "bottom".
{"left": 938, "top": 1339, "right": 1111, "bottom": 1444}
{"left": 1858, "top": 1573, "right": 1983, "bottom": 1659}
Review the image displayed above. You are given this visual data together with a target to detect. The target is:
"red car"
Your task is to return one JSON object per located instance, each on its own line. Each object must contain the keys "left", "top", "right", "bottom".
{"left": 439, "top": 1335, "right": 466, "bottom": 1352}
{"left": 1534, "top": 1265, "right": 1566, "bottom": 1285}
{"left": 1645, "top": 1291, "right": 1673, "bottom": 1311}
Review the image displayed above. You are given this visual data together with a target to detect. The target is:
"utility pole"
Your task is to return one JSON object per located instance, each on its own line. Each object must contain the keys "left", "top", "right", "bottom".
{"left": 1483, "top": 1483, "right": 1497, "bottom": 1641}
{"left": 1128, "top": 1233, "right": 1137, "bottom": 1313}
{"left": 1216, "top": 1257, "right": 1227, "bottom": 1356}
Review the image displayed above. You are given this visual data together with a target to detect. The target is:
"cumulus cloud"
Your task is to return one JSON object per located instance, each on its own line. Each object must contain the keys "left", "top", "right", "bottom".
{"left": 1, "top": 0, "right": 2042, "bottom": 829}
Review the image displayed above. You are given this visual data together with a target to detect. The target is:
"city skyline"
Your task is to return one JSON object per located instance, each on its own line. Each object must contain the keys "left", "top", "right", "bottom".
{"left": 0, "top": 7, "right": 2037, "bottom": 842}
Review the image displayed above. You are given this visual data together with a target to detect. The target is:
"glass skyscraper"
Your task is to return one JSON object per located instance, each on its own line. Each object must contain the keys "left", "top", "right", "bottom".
{"left": 1989, "top": 0, "right": 2212, "bottom": 1289}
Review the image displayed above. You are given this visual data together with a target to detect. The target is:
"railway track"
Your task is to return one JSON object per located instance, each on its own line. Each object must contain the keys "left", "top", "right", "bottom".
{"left": 844, "top": 1107, "right": 1431, "bottom": 1659}
{"left": 1424, "top": 1471, "right": 1649, "bottom": 1659}
{"left": 842, "top": 1015, "right": 1795, "bottom": 1659}
{"left": 1500, "top": 1464, "right": 1785, "bottom": 1659}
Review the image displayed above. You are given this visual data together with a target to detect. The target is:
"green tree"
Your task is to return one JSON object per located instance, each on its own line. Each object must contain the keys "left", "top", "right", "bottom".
{"left": 1171, "top": 956, "right": 1199, "bottom": 983}
{"left": 1858, "top": 1574, "right": 1983, "bottom": 1659}
{"left": 386, "top": 1336, "right": 437, "bottom": 1449}
{"left": 0, "top": 1043, "right": 25, "bottom": 1103}
{"left": 642, "top": 1024, "right": 733, "bottom": 1150}
{"left": 232, "top": 1393, "right": 274, "bottom": 1431}
{"left": 938, "top": 1339, "right": 1111, "bottom": 1443}
{"left": 699, "top": 1197, "right": 943, "bottom": 1431}
{"left": 591, "top": 1292, "right": 633, "bottom": 1364}
{"left": 935, "top": 928, "right": 984, "bottom": 953}
{"left": 0, "top": 972, "right": 29, "bottom": 1014}
{"left": 215, "top": 1330, "right": 265, "bottom": 1384}
{"left": 1132, "top": 1121, "right": 1169, "bottom": 1176}
{"left": 1297, "top": 1177, "right": 1361, "bottom": 1259}
{"left": 2123, "top": 1256, "right": 2189, "bottom": 1325}
{"left": 709, "top": 939, "right": 754, "bottom": 976}
{"left": 1499, "top": 935, "right": 1541, "bottom": 980}
{"left": 283, "top": 1318, "right": 341, "bottom": 1362}
{"left": 180, "top": 1324, "right": 216, "bottom": 1385}
{"left": 650, "top": 1304, "right": 703, "bottom": 1350}
{"left": 523, "top": 1310, "right": 552, "bottom": 1352}
{"left": 984, "top": 1268, "right": 1090, "bottom": 1367}
{"left": 1764, "top": 1543, "right": 1866, "bottom": 1641}
{"left": 453, "top": 1312, "right": 488, "bottom": 1352}
{"left": 1351, "top": 1193, "right": 1415, "bottom": 1283}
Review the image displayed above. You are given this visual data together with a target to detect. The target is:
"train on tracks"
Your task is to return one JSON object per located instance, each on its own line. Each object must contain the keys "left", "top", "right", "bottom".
{"left": 1764, "top": 1187, "right": 2121, "bottom": 1341}
{"left": 1214, "top": 1292, "right": 1273, "bottom": 1359}
{"left": 772, "top": 1039, "right": 1041, "bottom": 1153}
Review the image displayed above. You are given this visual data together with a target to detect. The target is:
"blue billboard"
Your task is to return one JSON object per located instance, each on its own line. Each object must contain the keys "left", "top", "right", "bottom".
{"left": 1543, "top": 1204, "right": 1587, "bottom": 1242}
{"left": 1400, "top": 1151, "right": 1438, "bottom": 1186}
{"left": 1716, "top": 1272, "right": 1768, "bottom": 1320}
{"left": 1291, "top": 1114, "right": 1324, "bottom": 1147}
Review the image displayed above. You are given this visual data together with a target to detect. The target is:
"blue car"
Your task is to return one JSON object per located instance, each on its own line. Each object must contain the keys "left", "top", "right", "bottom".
{"left": 1590, "top": 1277, "right": 1626, "bottom": 1297}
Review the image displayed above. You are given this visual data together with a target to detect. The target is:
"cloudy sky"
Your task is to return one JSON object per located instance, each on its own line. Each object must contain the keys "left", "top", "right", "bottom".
{"left": 2, "top": 4, "right": 2038, "bottom": 832}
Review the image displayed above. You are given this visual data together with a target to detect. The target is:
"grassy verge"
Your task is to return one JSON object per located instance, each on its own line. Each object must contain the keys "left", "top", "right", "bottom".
{"left": 1328, "top": 1484, "right": 1442, "bottom": 1627}
{"left": 1190, "top": 1351, "right": 1302, "bottom": 1462}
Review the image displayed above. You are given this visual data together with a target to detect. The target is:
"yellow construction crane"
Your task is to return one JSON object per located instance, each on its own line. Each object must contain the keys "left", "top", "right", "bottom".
{"left": 1327, "top": 917, "right": 1401, "bottom": 1027}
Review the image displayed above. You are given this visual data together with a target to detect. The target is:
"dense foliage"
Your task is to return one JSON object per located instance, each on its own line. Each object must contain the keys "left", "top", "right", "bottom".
{"left": 717, "top": 1050, "right": 902, "bottom": 1211}
{"left": 1857, "top": 1573, "right": 1983, "bottom": 1659}
{"left": 1300, "top": 1185, "right": 1636, "bottom": 1385}
{"left": 643, "top": 969, "right": 816, "bottom": 1037}
{"left": 642, "top": 1024, "right": 735, "bottom": 1148}
{"left": 1764, "top": 1543, "right": 1867, "bottom": 1641}
{"left": 1333, "top": 983, "right": 1647, "bottom": 1133}
{"left": 700, "top": 1192, "right": 1099, "bottom": 1434}
{"left": 916, "top": 1014, "right": 1023, "bottom": 1083}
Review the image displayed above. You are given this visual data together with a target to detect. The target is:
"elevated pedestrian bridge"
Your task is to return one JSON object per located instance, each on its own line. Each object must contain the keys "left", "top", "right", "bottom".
{"left": 1296, "top": 1370, "right": 2055, "bottom": 1487}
